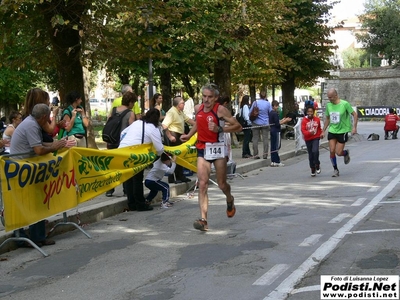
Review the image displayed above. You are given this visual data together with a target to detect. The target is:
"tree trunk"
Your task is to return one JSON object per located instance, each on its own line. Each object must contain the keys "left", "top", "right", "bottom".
{"left": 214, "top": 58, "right": 236, "bottom": 148}
{"left": 214, "top": 58, "right": 232, "bottom": 100}
{"left": 281, "top": 76, "right": 296, "bottom": 116}
{"left": 160, "top": 71, "right": 172, "bottom": 111}
{"left": 83, "top": 67, "right": 97, "bottom": 148}
{"left": 39, "top": 2, "right": 98, "bottom": 148}
{"left": 40, "top": 3, "right": 85, "bottom": 105}
{"left": 131, "top": 75, "right": 144, "bottom": 111}
{"left": 271, "top": 84, "right": 276, "bottom": 101}
{"left": 132, "top": 75, "right": 141, "bottom": 96}
{"left": 181, "top": 74, "right": 195, "bottom": 98}
{"left": 249, "top": 80, "right": 256, "bottom": 103}
{"left": 119, "top": 74, "right": 130, "bottom": 86}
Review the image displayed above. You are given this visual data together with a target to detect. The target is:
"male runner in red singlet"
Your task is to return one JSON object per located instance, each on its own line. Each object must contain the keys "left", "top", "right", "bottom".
{"left": 180, "top": 84, "right": 242, "bottom": 231}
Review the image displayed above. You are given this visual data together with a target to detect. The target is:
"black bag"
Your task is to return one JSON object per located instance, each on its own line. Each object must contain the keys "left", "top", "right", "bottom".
{"left": 102, "top": 107, "right": 130, "bottom": 146}
{"left": 367, "top": 133, "right": 380, "bottom": 141}
{"left": 235, "top": 108, "right": 246, "bottom": 128}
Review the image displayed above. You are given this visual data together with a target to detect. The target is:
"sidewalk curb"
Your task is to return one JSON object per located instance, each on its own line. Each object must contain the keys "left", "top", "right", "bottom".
{"left": 0, "top": 141, "right": 327, "bottom": 255}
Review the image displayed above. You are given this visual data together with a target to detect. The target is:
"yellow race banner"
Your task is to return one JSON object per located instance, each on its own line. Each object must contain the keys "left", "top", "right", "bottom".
{"left": 164, "top": 134, "right": 198, "bottom": 173}
{"left": 0, "top": 135, "right": 198, "bottom": 232}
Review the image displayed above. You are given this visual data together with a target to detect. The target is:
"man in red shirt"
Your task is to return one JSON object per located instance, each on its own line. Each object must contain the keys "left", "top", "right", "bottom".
{"left": 384, "top": 108, "right": 399, "bottom": 140}
{"left": 181, "top": 84, "right": 242, "bottom": 231}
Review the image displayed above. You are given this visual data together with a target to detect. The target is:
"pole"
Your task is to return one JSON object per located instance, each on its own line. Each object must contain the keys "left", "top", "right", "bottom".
{"left": 147, "top": 24, "right": 154, "bottom": 101}
{"left": 148, "top": 54, "right": 154, "bottom": 101}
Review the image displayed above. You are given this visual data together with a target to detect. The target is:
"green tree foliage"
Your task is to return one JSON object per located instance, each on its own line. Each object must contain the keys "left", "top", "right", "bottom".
{"left": 357, "top": 0, "right": 400, "bottom": 65}
{"left": 0, "top": 0, "right": 338, "bottom": 118}
{"left": 276, "top": 0, "right": 336, "bottom": 115}
{"left": 341, "top": 48, "right": 370, "bottom": 68}
{"left": 231, "top": 0, "right": 290, "bottom": 97}
{"left": 0, "top": 68, "right": 35, "bottom": 107}
{"left": 98, "top": 0, "right": 290, "bottom": 100}
{"left": 0, "top": 1, "right": 55, "bottom": 107}
{"left": 0, "top": 0, "right": 116, "bottom": 147}
{"left": 0, "top": 1, "right": 85, "bottom": 105}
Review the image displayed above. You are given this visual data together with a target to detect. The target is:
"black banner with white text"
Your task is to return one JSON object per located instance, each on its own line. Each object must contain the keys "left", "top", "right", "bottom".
{"left": 357, "top": 106, "right": 400, "bottom": 118}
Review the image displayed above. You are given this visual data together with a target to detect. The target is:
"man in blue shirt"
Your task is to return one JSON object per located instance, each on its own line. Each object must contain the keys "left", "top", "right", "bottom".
{"left": 249, "top": 91, "right": 272, "bottom": 159}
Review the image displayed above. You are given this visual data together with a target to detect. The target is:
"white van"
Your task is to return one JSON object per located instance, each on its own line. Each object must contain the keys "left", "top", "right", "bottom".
{"left": 89, "top": 98, "right": 107, "bottom": 109}
{"left": 278, "top": 89, "right": 310, "bottom": 104}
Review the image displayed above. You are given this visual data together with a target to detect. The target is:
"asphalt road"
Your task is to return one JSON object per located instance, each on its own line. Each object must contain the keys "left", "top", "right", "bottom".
{"left": 1, "top": 122, "right": 399, "bottom": 300}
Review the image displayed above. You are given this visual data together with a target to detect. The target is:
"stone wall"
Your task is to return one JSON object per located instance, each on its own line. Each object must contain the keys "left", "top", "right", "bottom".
{"left": 323, "top": 66, "right": 400, "bottom": 107}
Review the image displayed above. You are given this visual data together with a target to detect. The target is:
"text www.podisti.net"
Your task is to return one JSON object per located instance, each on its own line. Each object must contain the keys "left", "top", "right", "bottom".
{"left": 320, "top": 275, "right": 399, "bottom": 299}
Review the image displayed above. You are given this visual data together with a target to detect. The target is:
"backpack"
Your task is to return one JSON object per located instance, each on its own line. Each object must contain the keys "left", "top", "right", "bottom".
{"left": 367, "top": 133, "right": 380, "bottom": 141}
{"left": 102, "top": 108, "right": 131, "bottom": 146}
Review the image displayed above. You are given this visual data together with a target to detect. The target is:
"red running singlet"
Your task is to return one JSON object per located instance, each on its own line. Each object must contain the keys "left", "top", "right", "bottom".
{"left": 196, "top": 103, "right": 224, "bottom": 150}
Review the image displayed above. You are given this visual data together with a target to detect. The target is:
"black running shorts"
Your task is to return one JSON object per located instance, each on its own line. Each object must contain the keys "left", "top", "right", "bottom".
{"left": 327, "top": 132, "right": 348, "bottom": 144}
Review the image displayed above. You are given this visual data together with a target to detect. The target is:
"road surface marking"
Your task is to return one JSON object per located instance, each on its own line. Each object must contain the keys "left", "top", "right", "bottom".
{"left": 328, "top": 213, "right": 351, "bottom": 223}
{"left": 351, "top": 198, "right": 367, "bottom": 206}
{"left": 380, "top": 176, "right": 391, "bottom": 182}
{"left": 253, "top": 264, "right": 290, "bottom": 286}
{"left": 349, "top": 228, "right": 400, "bottom": 234}
{"left": 380, "top": 200, "right": 400, "bottom": 204}
{"left": 299, "top": 234, "right": 323, "bottom": 247}
{"left": 368, "top": 186, "right": 380, "bottom": 192}
{"left": 391, "top": 168, "right": 400, "bottom": 173}
{"left": 263, "top": 172, "right": 400, "bottom": 300}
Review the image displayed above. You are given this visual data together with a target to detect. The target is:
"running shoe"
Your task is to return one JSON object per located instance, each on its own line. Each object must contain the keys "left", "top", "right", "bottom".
{"left": 193, "top": 218, "right": 208, "bottom": 231}
{"left": 316, "top": 165, "right": 321, "bottom": 174}
{"left": 270, "top": 162, "right": 276, "bottom": 167}
{"left": 311, "top": 168, "right": 316, "bottom": 177}
{"left": 226, "top": 197, "right": 236, "bottom": 218}
{"left": 344, "top": 149, "right": 350, "bottom": 164}
{"left": 275, "top": 163, "right": 285, "bottom": 167}
{"left": 161, "top": 202, "right": 173, "bottom": 209}
{"left": 332, "top": 169, "right": 340, "bottom": 177}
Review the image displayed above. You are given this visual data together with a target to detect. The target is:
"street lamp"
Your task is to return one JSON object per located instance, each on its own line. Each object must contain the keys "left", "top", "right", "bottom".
{"left": 147, "top": 22, "right": 154, "bottom": 101}
{"left": 140, "top": 7, "right": 154, "bottom": 104}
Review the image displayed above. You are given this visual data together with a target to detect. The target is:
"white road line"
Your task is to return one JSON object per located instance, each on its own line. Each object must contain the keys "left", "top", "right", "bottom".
{"left": 263, "top": 172, "right": 400, "bottom": 300}
{"left": 299, "top": 234, "right": 323, "bottom": 247}
{"left": 349, "top": 228, "right": 400, "bottom": 234}
{"left": 380, "top": 176, "right": 392, "bottom": 182}
{"left": 391, "top": 168, "right": 400, "bottom": 173}
{"left": 351, "top": 198, "right": 367, "bottom": 206}
{"left": 328, "top": 213, "right": 351, "bottom": 224}
{"left": 380, "top": 201, "right": 400, "bottom": 204}
{"left": 368, "top": 186, "right": 380, "bottom": 192}
{"left": 253, "top": 264, "right": 290, "bottom": 286}
{"left": 291, "top": 285, "right": 320, "bottom": 294}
